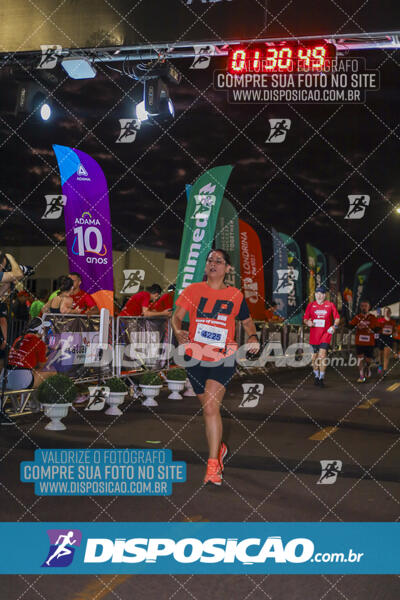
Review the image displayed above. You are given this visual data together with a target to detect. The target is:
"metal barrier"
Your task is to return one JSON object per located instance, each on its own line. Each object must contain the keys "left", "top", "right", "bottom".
{"left": 42, "top": 313, "right": 114, "bottom": 380}
{"left": 115, "top": 316, "right": 172, "bottom": 376}
{"left": 236, "top": 322, "right": 356, "bottom": 357}
{"left": 23, "top": 314, "right": 359, "bottom": 381}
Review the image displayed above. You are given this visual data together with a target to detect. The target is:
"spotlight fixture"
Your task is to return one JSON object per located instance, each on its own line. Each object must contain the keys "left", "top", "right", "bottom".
{"left": 15, "top": 82, "right": 53, "bottom": 121}
{"left": 141, "top": 78, "right": 175, "bottom": 123}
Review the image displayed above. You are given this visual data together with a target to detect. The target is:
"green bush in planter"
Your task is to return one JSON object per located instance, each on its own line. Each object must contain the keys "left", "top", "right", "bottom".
{"left": 38, "top": 374, "right": 78, "bottom": 404}
{"left": 166, "top": 368, "right": 187, "bottom": 381}
{"left": 107, "top": 377, "right": 128, "bottom": 393}
{"left": 139, "top": 372, "right": 163, "bottom": 386}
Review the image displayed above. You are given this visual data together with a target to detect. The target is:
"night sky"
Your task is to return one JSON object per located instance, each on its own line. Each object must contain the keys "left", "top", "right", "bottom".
{"left": 0, "top": 45, "right": 399, "bottom": 306}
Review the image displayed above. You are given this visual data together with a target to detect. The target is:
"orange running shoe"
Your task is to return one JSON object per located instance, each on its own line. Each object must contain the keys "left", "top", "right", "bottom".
{"left": 204, "top": 459, "right": 222, "bottom": 486}
{"left": 218, "top": 441, "right": 229, "bottom": 472}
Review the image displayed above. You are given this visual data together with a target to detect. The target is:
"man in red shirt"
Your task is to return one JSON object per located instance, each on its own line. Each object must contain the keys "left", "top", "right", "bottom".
{"left": 68, "top": 272, "right": 99, "bottom": 315}
{"left": 146, "top": 283, "right": 175, "bottom": 315}
{"left": 304, "top": 286, "right": 340, "bottom": 387}
{"left": 350, "top": 300, "right": 379, "bottom": 382}
{"left": 119, "top": 284, "right": 171, "bottom": 317}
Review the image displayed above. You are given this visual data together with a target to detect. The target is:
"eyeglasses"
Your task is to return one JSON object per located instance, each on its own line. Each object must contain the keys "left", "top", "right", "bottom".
{"left": 206, "top": 259, "right": 226, "bottom": 265}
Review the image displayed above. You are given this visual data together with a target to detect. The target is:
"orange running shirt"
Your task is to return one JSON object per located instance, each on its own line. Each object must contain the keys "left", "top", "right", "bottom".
{"left": 175, "top": 282, "right": 250, "bottom": 362}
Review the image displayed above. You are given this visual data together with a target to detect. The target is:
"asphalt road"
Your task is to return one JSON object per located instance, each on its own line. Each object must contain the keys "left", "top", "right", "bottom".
{"left": 0, "top": 360, "right": 399, "bottom": 599}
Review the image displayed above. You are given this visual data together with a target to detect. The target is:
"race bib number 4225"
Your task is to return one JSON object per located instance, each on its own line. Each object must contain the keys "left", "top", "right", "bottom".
{"left": 194, "top": 323, "right": 228, "bottom": 349}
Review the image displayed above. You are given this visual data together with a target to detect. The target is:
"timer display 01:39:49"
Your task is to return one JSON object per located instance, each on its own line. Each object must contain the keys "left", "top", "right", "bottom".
{"left": 228, "top": 43, "right": 336, "bottom": 74}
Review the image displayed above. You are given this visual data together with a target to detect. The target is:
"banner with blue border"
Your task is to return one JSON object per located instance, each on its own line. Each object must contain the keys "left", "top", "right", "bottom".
{"left": 0, "top": 523, "right": 398, "bottom": 574}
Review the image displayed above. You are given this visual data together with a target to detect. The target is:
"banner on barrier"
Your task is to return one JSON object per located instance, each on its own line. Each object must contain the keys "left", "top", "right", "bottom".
{"left": 53, "top": 144, "right": 114, "bottom": 314}
{"left": 42, "top": 314, "right": 112, "bottom": 378}
{"left": 117, "top": 316, "right": 171, "bottom": 372}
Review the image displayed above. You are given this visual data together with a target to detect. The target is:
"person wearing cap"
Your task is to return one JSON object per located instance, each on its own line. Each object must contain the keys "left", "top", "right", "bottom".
{"left": 119, "top": 284, "right": 171, "bottom": 317}
{"left": 146, "top": 283, "right": 176, "bottom": 316}
{"left": 0, "top": 318, "right": 57, "bottom": 390}
{"left": 303, "top": 286, "right": 340, "bottom": 387}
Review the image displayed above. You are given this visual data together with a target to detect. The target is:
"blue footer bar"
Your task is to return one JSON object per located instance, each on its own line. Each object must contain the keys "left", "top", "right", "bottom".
{"left": 0, "top": 522, "right": 398, "bottom": 574}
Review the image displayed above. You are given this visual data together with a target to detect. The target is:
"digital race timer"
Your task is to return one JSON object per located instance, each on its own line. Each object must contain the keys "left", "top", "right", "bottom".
{"left": 228, "top": 43, "right": 336, "bottom": 74}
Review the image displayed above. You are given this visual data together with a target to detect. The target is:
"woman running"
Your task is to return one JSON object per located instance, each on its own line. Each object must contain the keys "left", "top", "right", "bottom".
{"left": 172, "top": 249, "right": 260, "bottom": 486}
{"left": 0, "top": 318, "right": 56, "bottom": 390}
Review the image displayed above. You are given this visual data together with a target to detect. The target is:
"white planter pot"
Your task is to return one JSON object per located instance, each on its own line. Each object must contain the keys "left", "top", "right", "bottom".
{"left": 105, "top": 392, "right": 127, "bottom": 416}
{"left": 41, "top": 403, "right": 72, "bottom": 431}
{"left": 140, "top": 384, "right": 162, "bottom": 407}
{"left": 166, "top": 379, "right": 186, "bottom": 400}
{"left": 183, "top": 379, "right": 196, "bottom": 397}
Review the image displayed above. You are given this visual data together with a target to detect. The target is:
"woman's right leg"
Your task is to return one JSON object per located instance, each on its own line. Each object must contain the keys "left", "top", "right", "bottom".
{"left": 198, "top": 379, "right": 226, "bottom": 460}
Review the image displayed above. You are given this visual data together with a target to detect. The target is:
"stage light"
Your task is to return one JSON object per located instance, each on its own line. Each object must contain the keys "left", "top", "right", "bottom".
{"left": 135, "top": 100, "right": 148, "bottom": 122}
{"left": 40, "top": 102, "right": 52, "bottom": 121}
{"left": 15, "top": 83, "right": 53, "bottom": 121}
{"left": 396, "top": 207, "right": 400, "bottom": 214}
{"left": 61, "top": 57, "right": 97, "bottom": 79}
{"left": 143, "top": 78, "right": 175, "bottom": 123}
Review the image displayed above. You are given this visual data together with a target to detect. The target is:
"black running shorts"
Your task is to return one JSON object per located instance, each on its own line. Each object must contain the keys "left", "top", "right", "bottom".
{"left": 184, "top": 355, "right": 236, "bottom": 395}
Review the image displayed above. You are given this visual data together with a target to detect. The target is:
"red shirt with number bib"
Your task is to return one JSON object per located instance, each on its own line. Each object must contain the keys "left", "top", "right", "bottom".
{"left": 349, "top": 313, "right": 379, "bottom": 346}
{"left": 8, "top": 334, "right": 47, "bottom": 369}
{"left": 377, "top": 317, "right": 396, "bottom": 337}
{"left": 304, "top": 301, "right": 339, "bottom": 345}
{"left": 175, "top": 282, "right": 250, "bottom": 362}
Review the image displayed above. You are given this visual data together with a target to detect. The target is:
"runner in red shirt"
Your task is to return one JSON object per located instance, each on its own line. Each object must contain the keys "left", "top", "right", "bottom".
{"left": 303, "top": 286, "right": 340, "bottom": 387}
{"left": 349, "top": 300, "right": 379, "bottom": 383}
{"left": 376, "top": 307, "right": 396, "bottom": 376}
{"left": 172, "top": 249, "right": 260, "bottom": 486}
{"left": 69, "top": 272, "right": 99, "bottom": 315}
{"left": 0, "top": 318, "right": 57, "bottom": 390}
